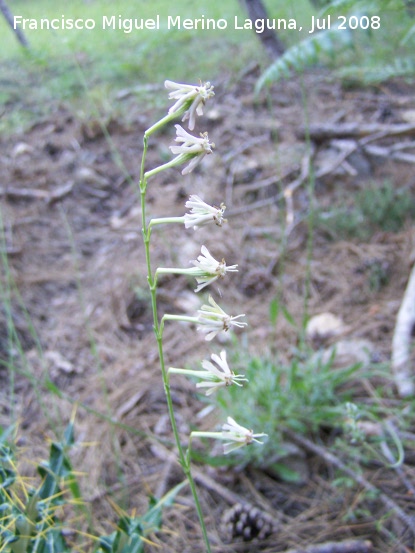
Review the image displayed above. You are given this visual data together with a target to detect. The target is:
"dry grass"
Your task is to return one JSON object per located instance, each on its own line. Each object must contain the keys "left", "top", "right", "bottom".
{"left": 1, "top": 71, "right": 415, "bottom": 552}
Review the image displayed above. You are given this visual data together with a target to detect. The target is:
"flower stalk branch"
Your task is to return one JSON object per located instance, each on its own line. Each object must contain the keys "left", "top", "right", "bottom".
{"left": 149, "top": 216, "right": 186, "bottom": 228}
{"left": 138, "top": 104, "right": 213, "bottom": 553}
{"left": 144, "top": 107, "right": 187, "bottom": 139}
{"left": 190, "top": 417, "right": 267, "bottom": 455}
{"left": 169, "top": 351, "right": 248, "bottom": 396}
{"left": 155, "top": 245, "right": 238, "bottom": 293}
{"left": 136, "top": 79, "right": 265, "bottom": 553}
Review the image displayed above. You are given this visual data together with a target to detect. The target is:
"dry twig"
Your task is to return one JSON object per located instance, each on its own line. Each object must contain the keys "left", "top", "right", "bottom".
{"left": 283, "top": 539, "right": 373, "bottom": 553}
{"left": 222, "top": 133, "right": 269, "bottom": 164}
{"left": 0, "top": 181, "right": 74, "bottom": 203}
{"left": 296, "top": 123, "right": 415, "bottom": 143}
{"left": 0, "top": 186, "right": 49, "bottom": 200}
{"left": 228, "top": 145, "right": 314, "bottom": 217}
{"left": 286, "top": 430, "right": 415, "bottom": 535}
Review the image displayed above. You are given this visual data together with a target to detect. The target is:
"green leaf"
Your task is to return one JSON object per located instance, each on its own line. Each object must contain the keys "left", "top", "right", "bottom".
{"left": 63, "top": 421, "right": 75, "bottom": 447}
{"left": 120, "top": 536, "right": 144, "bottom": 553}
{"left": 97, "top": 532, "right": 117, "bottom": 552}
{"left": 44, "top": 378, "right": 64, "bottom": 398}
{"left": 269, "top": 462, "right": 304, "bottom": 484}
{"left": 269, "top": 298, "right": 279, "bottom": 326}
{"left": 256, "top": 27, "right": 353, "bottom": 92}
{"left": 281, "top": 305, "right": 296, "bottom": 327}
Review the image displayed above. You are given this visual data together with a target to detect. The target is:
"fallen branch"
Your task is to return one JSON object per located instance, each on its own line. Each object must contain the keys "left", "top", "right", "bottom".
{"left": 193, "top": 468, "right": 249, "bottom": 507}
{"left": 283, "top": 539, "right": 373, "bottom": 553}
{"left": 228, "top": 145, "right": 314, "bottom": 216}
{"left": 0, "top": 186, "right": 49, "bottom": 200}
{"left": 223, "top": 133, "right": 269, "bottom": 163}
{"left": 286, "top": 430, "right": 415, "bottom": 534}
{"left": 296, "top": 123, "right": 415, "bottom": 143}
{"left": 0, "top": 245, "right": 21, "bottom": 256}
{"left": 47, "top": 180, "right": 75, "bottom": 204}
{"left": 364, "top": 144, "right": 415, "bottom": 165}
{"left": 391, "top": 260, "right": 415, "bottom": 397}
{"left": 0, "top": 181, "right": 74, "bottom": 203}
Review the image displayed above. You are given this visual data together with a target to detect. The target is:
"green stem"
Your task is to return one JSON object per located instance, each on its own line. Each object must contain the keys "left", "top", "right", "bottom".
{"left": 169, "top": 368, "right": 210, "bottom": 378}
{"left": 161, "top": 314, "right": 199, "bottom": 335}
{"left": 140, "top": 135, "right": 148, "bottom": 193}
{"left": 144, "top": 153, "right": 194, "bottom": 180}
{"left": 155, "top": 267, "right": 202, "bottom": 283}
{"left": 149, "top": 216, "right": 185, "bottom": 229}
{"left": 139, "top": 135, "right": 211, "bottom": 553}
{"left": 144, "top": 157, "right": 182, "bottom": 179}
{"left": 190, "top": 431, "right": 224, "bottom": 440}
{"left": 144, "top": 105, "right": 187, "bottom": 138}
{"left": 299, "top": 78, "right": 315, "bottom": 347}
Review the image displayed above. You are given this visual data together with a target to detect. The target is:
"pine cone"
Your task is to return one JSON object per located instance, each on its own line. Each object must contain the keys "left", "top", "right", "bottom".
{"left": 221, "top": 503, "right": 278, "bottom": 542}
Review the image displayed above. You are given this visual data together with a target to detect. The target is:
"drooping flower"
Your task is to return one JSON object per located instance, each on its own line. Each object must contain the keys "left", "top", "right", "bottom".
{"left": 197, "top": 295, "right": 247, "bottom": 341}
{"left": 169, "top": 351, "right": 248, "bottom": 396}
{"left": 197, "top": 351, "right": 248, "bottom": 395}
{"left": 184, "top": 195, "right": 227, "bottom": 230}
{"left": 170, "top": 125, "right": 214, "bottom": 175}
{"left": 221, "top": 416, "right": 267, "bottom": 454}
{"left": 191, "top": 246, "right": 237, "bottom": 293}
{"left": 165, "top": 80, "right": 215, "bottom": 130}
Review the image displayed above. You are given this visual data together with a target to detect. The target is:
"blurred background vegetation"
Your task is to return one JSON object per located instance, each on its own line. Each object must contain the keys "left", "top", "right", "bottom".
{"left": 1, "top": 0, "right": 415, "bottom": 133}
{"left": 1, "top": 1, "right": 415, "bottom": 550}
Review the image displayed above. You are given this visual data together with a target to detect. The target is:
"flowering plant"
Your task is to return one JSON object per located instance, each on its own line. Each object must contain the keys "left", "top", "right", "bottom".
{"left": 197, "top": 295, "right": 247, "bottom": 340}
{"left": 155, "top": 246, "right": 238, "bottom": 293}
{"left": 169, "top": 350, "right": 248, "bottom": 396}
{"left": 138, "top": 79, "right": 266, "bottom": 552}
{"left": 184, "top": 195, "right": 227, "bottom": 230}
{"left": 165, "top": 79, "right": 215, "bottom": 130}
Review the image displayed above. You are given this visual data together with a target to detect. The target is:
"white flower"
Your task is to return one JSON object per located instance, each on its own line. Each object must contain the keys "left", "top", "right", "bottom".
{"left": 196, "top": 351, "right": 248, "bottom": 396}
{"left": 184, "top": 195, "right": 227, "bottom": 230}
{"left": 191, "top": 246, "right": 238, "bottom": 293}
{"left": 170, "top": 125, "right": 214, "bottom": 175}
{"left": 168, "top": 351, "right": 247, "bottom": 396}
{"left": 165, "top": 80, "right": 215, "bottom": 130}
{"left": 222, "top": 416, "right": 267, "bottom": 454}
{"left": 197, "top": 295, "right": 247, "bottom": 341}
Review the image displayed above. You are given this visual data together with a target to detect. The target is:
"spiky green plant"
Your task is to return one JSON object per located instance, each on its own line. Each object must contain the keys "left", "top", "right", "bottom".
{"left": 0, "top": 421, "right": 183, "bottom": 552}
{"left": 256, "top": 26, "right": 353, "bottom": 91}
{"left": 256, "top": 0, "right": 415, "bottom": 90}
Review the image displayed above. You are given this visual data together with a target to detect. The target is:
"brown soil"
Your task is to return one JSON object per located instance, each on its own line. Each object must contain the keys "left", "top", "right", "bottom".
{"left": 1, "top": 71, "right": 415, "bottom": 552}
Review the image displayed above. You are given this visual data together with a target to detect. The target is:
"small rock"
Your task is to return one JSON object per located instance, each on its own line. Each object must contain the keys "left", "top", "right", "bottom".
{"left": 44, "top": 350, "right": 76, "bottom": 375}
{"left": 205, "top": 108, "right": 224, "bottom": 123}
{"left": 401, "top": 109, "right": 415, "bottom": 124}
{"left": 317, "top": 339, "right": 375, "bottom": 369}
{"left": 11, "top": 142, "right": 34, "bottom": 157}
{"left": 75, "top": 166, "right": 109, "bottom": 188}
{"left": 306, "top": 312, "right": 347, "bottom": 343}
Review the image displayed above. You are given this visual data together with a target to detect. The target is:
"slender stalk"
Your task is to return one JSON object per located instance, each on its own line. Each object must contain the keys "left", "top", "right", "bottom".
{"left": 144, "top": 157, "right": 183, "bottom": 180}
{"left": 139, "top": 136, "right": 212, "bottom": 553}
{"left": 161, "top": 314, "right": 199, "bottom": 330}
{"left": 191, "top": 431, "right": 224, "bottom": 441}
{"left": 299, "top": 78, "right": 315, "bottom": 346}
{"left": 169, "top": 368, "right": 211, "bottom": 378}
{"left": 144, "top": 105, "right": 187, "bottom": 138}
{"left": 149, "top": 216, "right": 185, "bottom": 229}
{"left": 156, "top": 267, "right": 198, "bottom": 276}
{"left": 144, "top": 153, "right": 196, "bottom": 180}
